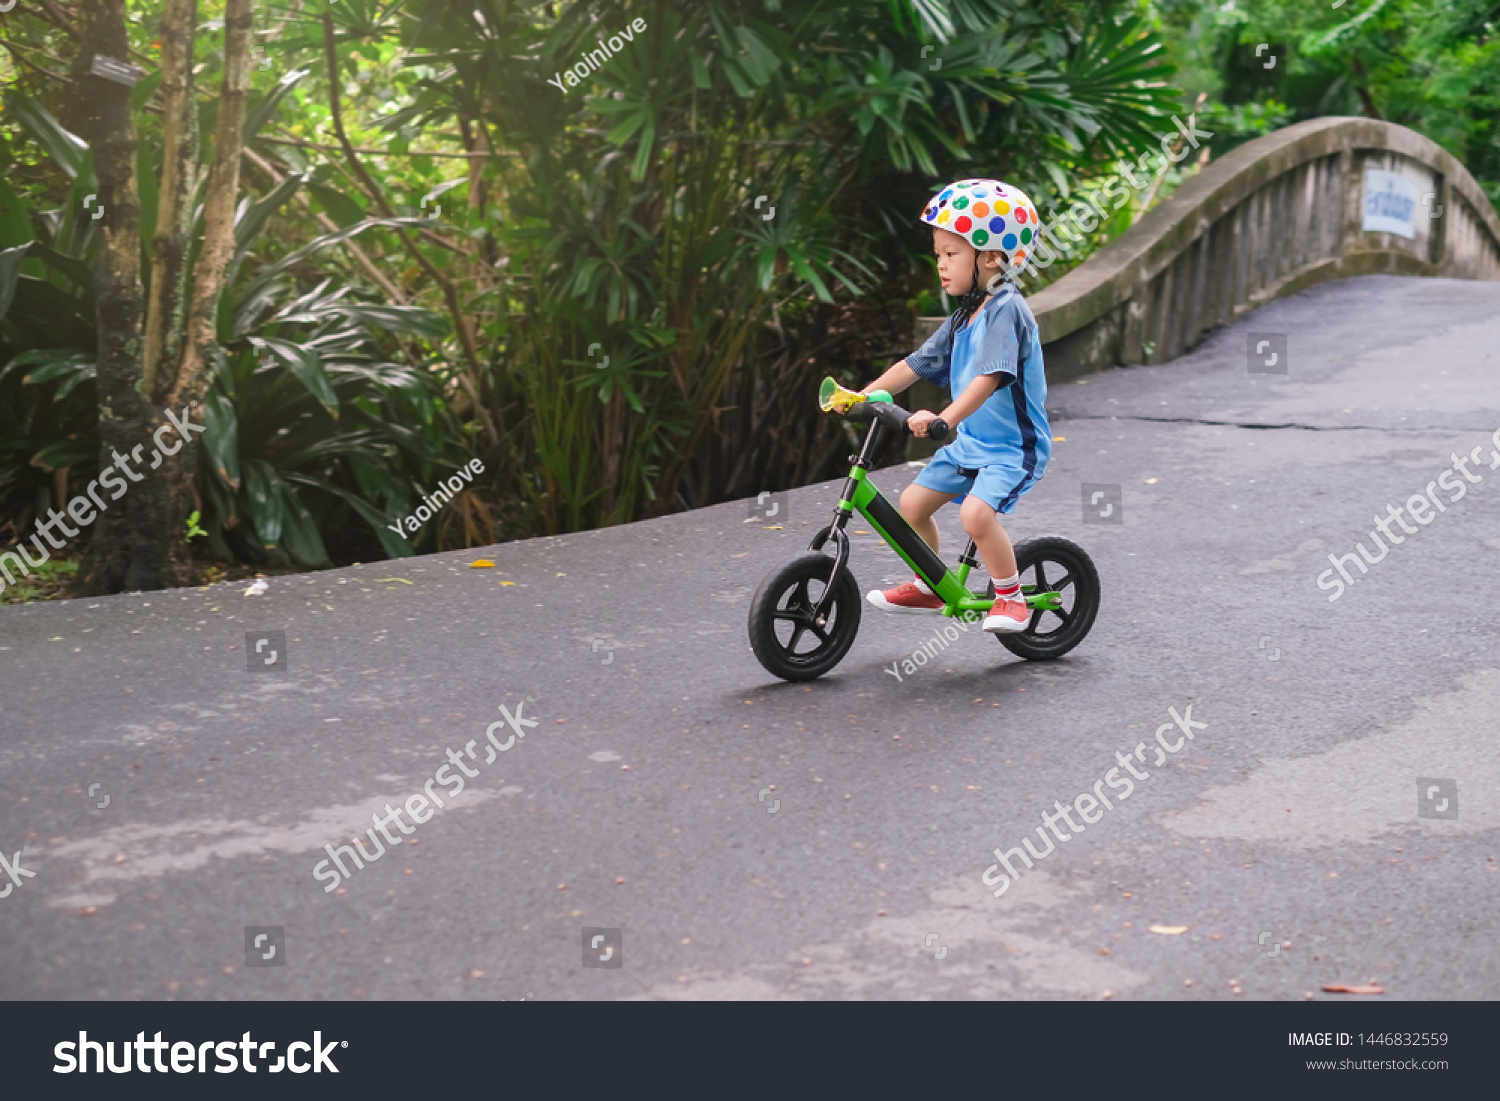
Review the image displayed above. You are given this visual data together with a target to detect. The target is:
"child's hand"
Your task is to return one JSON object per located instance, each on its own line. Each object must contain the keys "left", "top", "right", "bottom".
{"left": 907, "top": 410, "right": 938, "bottom": 437}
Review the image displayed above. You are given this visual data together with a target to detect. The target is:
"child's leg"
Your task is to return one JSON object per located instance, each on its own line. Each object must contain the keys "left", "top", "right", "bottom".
{"left": 958, "top": 495, "right": 1018, "bottom": 580}
{"left": 898, "top": 483, "right": 954, "bottom": 554}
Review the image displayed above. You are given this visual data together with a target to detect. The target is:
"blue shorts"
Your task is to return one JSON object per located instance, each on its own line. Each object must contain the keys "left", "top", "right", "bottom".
{"left": 913, "top": 448, "right": 1039, "bottom": 515}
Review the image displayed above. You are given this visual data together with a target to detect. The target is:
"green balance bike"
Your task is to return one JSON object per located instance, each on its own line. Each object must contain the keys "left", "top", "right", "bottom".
{"left": 748, "top": 378, "right": 1100, "bottom": 682}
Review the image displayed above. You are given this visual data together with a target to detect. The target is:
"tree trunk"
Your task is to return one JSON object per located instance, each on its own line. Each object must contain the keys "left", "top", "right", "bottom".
{"left": 72, "top": 0, "right": 180, "bottom": 595}
{"left": 166, "top": 0, "right": 253, "bottom": 414}
{"left": 74, "top": 0, "right": 256, "bottom": 596}
{"left": 1351, "top": 57, "right": 1384, "bottom": 121}
{"left": 142, "top": 0, "right": 199, "bottom": 399}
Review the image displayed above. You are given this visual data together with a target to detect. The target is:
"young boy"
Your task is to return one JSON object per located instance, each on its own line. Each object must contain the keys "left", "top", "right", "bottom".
{"left": 860, "top": 178, "right": 1051, "bottom": 634}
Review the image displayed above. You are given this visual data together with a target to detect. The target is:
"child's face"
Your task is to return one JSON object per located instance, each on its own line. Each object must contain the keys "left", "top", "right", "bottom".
{"left": 933, "top": 228, "right": 1004, "bottom": 295}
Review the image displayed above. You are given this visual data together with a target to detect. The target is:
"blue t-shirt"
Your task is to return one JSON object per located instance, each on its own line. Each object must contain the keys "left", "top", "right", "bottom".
{"left": 906, "top": 288, "right": 1051, "bottom": 477}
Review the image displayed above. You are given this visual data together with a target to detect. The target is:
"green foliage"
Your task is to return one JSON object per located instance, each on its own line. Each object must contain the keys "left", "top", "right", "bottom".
{"left": 1, "top": 0, "right": 1196, "bottom": 565}
{"left": 377, "top": 0, "right": 1181, "bottom": 530}
{"left": 0, "top": 89, "right": 471, "bottom": 567}
{"left": 0, "top": 555, "right": 76, "bottom": 604}
{"left": 1175, "top": 0, "right": 1500, "bottom": 201}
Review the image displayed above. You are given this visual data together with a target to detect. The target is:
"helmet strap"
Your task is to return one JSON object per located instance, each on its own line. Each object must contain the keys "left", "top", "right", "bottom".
{"left": 955, "top": 254, "right": 986, "bottom": 324}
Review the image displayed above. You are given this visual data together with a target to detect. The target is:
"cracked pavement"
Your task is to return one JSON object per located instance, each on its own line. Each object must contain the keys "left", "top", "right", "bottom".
{"left": 1, "top": 273, "right": 1496, "bottom": 1001}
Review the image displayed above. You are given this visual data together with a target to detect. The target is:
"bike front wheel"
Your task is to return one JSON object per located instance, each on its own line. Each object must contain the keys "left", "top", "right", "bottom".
{"left": 748, "top": 552, "right": 862, "bottom": 682}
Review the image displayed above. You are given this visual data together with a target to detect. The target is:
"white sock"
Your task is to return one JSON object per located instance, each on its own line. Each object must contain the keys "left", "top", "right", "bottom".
{"left": 993, "top": 573, "right": 1021, "bottom": 601}
{"left": 912, "top": 576, "right": 934, "bottom": 595}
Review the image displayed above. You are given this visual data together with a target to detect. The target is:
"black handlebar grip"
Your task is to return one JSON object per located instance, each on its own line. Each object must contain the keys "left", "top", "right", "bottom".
{"left": 926, "top": 418, "right": 950, "bottom": 443}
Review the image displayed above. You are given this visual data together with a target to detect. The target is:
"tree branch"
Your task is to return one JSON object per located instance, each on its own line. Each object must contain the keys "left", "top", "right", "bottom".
{"left": 320, "top": 10, "right": 497, "bottom": 444}
{"left": 257, "top": 133, "right": 515, "bottom": 159}
{"left": 241, "top": 144, "right": 408, "bottom": 306}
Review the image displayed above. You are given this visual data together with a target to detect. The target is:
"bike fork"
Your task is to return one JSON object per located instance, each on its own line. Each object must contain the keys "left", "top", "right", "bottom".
{"left": 805, "top": 421, "right": 885, "bottom": 624}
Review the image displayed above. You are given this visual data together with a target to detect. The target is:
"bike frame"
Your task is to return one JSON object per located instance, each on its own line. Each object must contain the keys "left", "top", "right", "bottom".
{"left": 807, "top": 417, "right": 1063, "bottom": 623}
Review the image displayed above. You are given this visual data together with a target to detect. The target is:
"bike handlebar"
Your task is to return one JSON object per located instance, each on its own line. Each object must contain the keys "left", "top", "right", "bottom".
{"left": 847, "top": 401, "right": 950, "bottom": 442}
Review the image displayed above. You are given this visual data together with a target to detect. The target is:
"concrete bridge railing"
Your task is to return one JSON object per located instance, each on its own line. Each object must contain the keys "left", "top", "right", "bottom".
{"left": 913, "top": 117, "right": 1500, "bottom": 382}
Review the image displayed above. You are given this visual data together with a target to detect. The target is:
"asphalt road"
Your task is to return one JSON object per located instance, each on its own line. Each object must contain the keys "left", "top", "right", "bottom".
{"left": 1, "top": 273, "right": 1497, "bottom": 1002}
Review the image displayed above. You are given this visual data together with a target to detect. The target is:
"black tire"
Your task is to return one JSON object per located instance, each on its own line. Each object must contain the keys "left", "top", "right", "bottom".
{"left": 990, "top": 535, "right": 1100, "bottom": 661}
{"left": 748, "top": 552, "right": 862, "bottom": 682}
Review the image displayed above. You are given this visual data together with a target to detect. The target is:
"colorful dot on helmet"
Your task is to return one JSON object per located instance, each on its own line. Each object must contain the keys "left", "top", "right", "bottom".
{"left": 1014, "top": 248, "right": 1027, "bottom": 263}
{"left": 972, "top": 202, "right": 990, "bottom": 218}
{"left": 1020, "top": 227, "right": 1032, "bottom": 244}
{"left": 957, "top": 181, "right": 972, "bottom": 189}
{"left": 1014, "top": 208, "right": 1027, "bottom": 224}
{"left": 974, "top": 187, "right": 988, "bottom": 198}
{"left": 988, "top": 217, "right": 1005, "bottom": 233}
{"left": 994, "top": 200, "right": 1010, "bottom": 215}
{"left": 1001, "top": 233, "right": 1017, "bottom": 250}
{"left": 939, "top": 189, "right": 953, "bottom": 201}
{"left": 938, "top": 209, "right": 951, "bottom": 225}
{"left": 972, "top": 228, "right": 989, "bottom": 245}
{"left": 954, "top": 215, "right": 972, "bottom": 233}
{"left": 953, "top": 196, "right": 969, "bottom": 210}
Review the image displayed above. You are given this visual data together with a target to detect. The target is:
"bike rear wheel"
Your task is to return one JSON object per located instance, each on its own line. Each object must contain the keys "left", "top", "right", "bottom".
{"left": 748, "top": 552, "right": 862, "bottom": 682}
{"left": 990, "top": 535, "right": 1100, "bottom": 661}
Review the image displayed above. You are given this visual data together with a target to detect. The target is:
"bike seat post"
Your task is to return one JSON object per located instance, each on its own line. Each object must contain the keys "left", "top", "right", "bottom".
{"left": 954, "top": 538, "right": 980, "bottom": 589}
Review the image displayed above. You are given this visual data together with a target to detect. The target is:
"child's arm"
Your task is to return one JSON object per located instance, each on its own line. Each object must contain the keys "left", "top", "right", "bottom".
{"left": 862, "top": 360, "right": 919, "bottom": 397}
{"left": 908, "top": 373, "right": 1002, "bottom": 437}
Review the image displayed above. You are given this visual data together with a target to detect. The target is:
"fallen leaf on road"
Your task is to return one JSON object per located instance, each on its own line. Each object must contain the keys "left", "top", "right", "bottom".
{"left": 470, "top": 560, "right": 495, "bottom": 568}
{"left": 372, "top": 577, "right": 412, "bottom": 584}
{"left": 499, "top": 581, "right": 516, "bottom": 586}
{"left": 1322, "top": 984, "right": 1384, "bottom": 995}
{"left": 730, "top": 553, "right": 747, "bottom": 558}
{"left": 244, "top": 579, "right": 268, "bottom": 596}
{"left": 1150, "top": 925, "right": 1188, "bottom": 935}
{"left": 763, "top": 524, "right": 784, "bottom": 530}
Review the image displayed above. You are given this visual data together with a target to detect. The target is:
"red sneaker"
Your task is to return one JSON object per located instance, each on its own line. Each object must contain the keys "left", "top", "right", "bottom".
{"left": 867, "top": 579, "right": 945, "bottom": 614}
{"left": 983, "top": 594, "right": 1031, "bottom": 633}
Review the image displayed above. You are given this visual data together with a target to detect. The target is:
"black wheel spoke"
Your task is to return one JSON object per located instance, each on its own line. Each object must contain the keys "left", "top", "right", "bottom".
{"left": 1033, "top": 560, "right": 1049, "bottom": 592}
{"left": 1028, "top": 606, "right": 1043, "bottom": 633}
{"left": 1052, "top": 571, "right": 1073, "bottom": 592}
{"left": 750, "top": 552, "right": 865, "bottom": 680}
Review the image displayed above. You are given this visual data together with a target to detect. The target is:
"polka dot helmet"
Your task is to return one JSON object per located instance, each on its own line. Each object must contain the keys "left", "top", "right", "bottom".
{"left": 919, "top": 178, "right": 1042, "bottom": 274}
